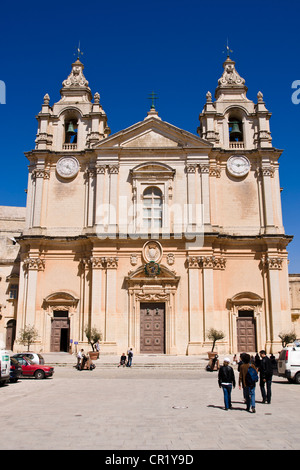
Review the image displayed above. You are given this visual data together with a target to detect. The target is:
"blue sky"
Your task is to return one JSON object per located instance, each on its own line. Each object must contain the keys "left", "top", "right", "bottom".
{"left": 0, "top": 0, "right": 300, "bottom": 272}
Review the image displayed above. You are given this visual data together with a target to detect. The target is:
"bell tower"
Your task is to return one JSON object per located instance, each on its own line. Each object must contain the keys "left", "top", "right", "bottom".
{"left": 198, "top": 54, "right": 272, "bottom": 150}
{"left": 35, "top": 58, "right": 110, "bottom": 152}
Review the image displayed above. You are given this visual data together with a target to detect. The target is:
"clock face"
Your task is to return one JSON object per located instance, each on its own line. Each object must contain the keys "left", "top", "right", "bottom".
{"left": 227, "top": 155, "right": 250, "bottom": 177}
{"left": 56, "top": 157, "right": 79, "bottom": 179}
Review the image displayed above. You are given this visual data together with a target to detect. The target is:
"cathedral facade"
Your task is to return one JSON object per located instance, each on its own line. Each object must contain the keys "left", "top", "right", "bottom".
{"left": 0, "top": 54, "right": 295, "bottom": 355}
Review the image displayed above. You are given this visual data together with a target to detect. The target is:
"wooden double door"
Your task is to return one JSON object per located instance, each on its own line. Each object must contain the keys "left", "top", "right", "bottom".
{"left": 237, "top": 312, "right": 257, "bottom": 352}
{"left": 140, "top": 303, "right": 165, "bottom": 354}
{"left": 50, "top": 312, "right": 70, "bottom": 352}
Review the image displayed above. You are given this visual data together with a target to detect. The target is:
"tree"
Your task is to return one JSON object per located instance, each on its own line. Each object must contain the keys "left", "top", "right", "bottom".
{"left": 279, "top": 331, "right": 297, "bottom": 348}
{"left": 18, "top": 325, "right": 39, "bottom": 351}
{"left": 206, "top": 328, "right": 225, "bottom": 352}
{"left": 84, "top": 325, "right": 102, "bottom": 351}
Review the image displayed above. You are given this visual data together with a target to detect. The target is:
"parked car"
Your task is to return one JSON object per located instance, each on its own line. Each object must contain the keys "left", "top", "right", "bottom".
{"left": 0, "top": 349, "right": 10, "bottom": 386}
{"left": 278, "top": 342, "right": 300, "bottom": 384}
{"left": 13, "top": 356, "right": 54, "bottom": 379}
{"left": 10, "top": 357, "right": 22, "bottom": 383}
{"left": 12, "top": 352, "right": 44, "bottom": 365}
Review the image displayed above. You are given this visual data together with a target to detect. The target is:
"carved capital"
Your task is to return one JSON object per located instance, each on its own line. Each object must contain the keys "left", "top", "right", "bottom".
{"left": 261, "top": 255, "right": 282, "bottom": 270}
{"left": 186, "top": 163, "right": 197, "bottom": 173}
{"left": 186, "top": 255, "right": 226, "bottom": 270}
{"left": 260, "top": 166, "right": 275, "bottom": 178}
{"left": 209, "top": 166, "right": 221, "bottom": 178}
{"left": 90, "top": 256, "right": 106, "bottom": 269}
{"left": 23, "top": 257, "right": 45, "bottom": 271}
{"left": 108, "top": 165, "right": 119, "bottom": 174}
{"left": 32, "top": 168, "right": 50, "bottom": 179}
{"left": 96, "top": 165, "right": 106, "bottom": 174}
{"left": 106, "top": 257, "right": 119, "bottom": 268}
{"left": 199, "top": 164, "right": 210, "bottom": 174}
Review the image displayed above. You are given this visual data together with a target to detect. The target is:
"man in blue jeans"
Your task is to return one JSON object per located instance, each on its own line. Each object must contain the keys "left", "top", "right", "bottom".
{"left": 218, "top": 357, "right": 236, "bottom": 410}
{"left": 239, "top": 353, "right": 258, "bottom": 413}
{"left": 127, "top": 348, "right": 133, "bottom": 367}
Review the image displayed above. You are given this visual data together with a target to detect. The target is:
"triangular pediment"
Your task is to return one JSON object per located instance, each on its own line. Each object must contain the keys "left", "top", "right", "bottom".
{"left": 126, "top": 264, "right": 180, "bottom": 286}
{"left": 93, "top": 116, "right": 212, "bottom": 150}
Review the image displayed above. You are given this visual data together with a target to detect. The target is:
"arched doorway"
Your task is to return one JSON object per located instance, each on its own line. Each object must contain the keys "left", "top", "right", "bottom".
{"left": 42, "top": 292, "right": 79, "bottom": 352}
{"left": 227, "top": 292, "right": 263, "bottom": 353}
{"left": 6, "top": 319, "right": 16, "bottom": 350}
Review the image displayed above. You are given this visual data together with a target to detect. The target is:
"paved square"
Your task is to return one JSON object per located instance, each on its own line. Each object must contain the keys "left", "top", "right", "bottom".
{"left": 0, "top": 357, "right": 299, "bottom": 451}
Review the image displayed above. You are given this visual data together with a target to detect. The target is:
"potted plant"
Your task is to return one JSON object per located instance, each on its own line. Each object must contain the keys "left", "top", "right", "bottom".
{"left": 84, "top": 325, "right": 102, "bottom": 360}
{"left": 279, "top": 331, "right": 297, "bottom": 348}
{"left": 206, "top": 328, "right": 225, "bottom": 359}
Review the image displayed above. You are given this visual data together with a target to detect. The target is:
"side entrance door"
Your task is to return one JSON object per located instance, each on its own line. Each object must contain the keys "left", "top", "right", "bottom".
{"left": 50, "top": 312, "right": 70, "bottom": 352}
{"left": 140, "top": 303, "right": 165, "bottom": 354}
{"left": 237, "top": 311, "right": 257, "bottom": 352}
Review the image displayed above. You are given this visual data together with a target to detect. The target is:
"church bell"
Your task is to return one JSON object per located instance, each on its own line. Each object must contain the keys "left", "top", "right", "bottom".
{"left": 66, "top": 121, "right": 76, "bottom": 136}
{"left": 229, "top": 121, "right": 242, "bottom": 141}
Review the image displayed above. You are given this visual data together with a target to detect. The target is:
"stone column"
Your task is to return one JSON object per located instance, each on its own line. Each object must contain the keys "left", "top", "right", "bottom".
{"left": 199, "top": 164, "right": 211, "bottom": 229}
{"left": 89, "top": 256, "right": 106, "bottom": 335}
{"left": 201, "top": 256, "right": 215, "bottom": 340}
{"left": 263, "top": 255, "right": 284, "bottom": 352}
{"left": 32, "top": 169, "right": 49, "bottom": 227}
{"left": 87, "top": 168, "right": 96, "bottom": 227}
{"left": 186, "top": 256, "right": 203, "bottom": 354}
{"left": 186, "top": 164, "right": 197, "bottom": 232}
{"left": 108, "top": 165, "right": 119, "bottom": 235}
{"left": 94, "top": 165, "right": 106, "bottom": 229}
{"left": 260, "top": 166, "right": 276, "bottom": 234}
{"left": 104, "top": 257, "right": 119, "bottom": 348}
{"left": 22, "top": 256, "right": 45, "bottom": 327}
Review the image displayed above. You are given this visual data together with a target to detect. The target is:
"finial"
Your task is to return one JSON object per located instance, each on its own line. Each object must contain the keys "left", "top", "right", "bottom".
{"left": 223, "top": 38, "right": 233, "bottom": 58}
{"left": 75, "top": 41, "right": 83, "bottom": 61}
{"left": 148, "top": 91, "right": 159, "bottom": 110}
{"left": 43, "top": 93, "right": 50, "bottom": 105}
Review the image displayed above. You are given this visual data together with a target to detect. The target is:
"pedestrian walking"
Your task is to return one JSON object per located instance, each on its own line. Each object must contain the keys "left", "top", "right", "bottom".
{"left": 238, "top": 353, "right": 258, "bottom": 413}
{"left": 127, "top": 348, "right": 133, "bottom": 367}
{"left": 218, "top": 357, "right": 236, "bottom": 410}
{"left": 259, "top": 350, "right": 273, "bottom": 404}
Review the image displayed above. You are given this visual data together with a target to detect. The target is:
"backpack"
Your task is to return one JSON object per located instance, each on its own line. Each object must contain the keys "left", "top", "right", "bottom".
{"left": 246, "top": 365, "right": 258, "bottom": 386}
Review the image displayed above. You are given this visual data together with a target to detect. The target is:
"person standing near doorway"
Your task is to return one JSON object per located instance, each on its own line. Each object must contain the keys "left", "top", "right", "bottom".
{"left": 127, "top": 348, "right": 133, "bottom": 367}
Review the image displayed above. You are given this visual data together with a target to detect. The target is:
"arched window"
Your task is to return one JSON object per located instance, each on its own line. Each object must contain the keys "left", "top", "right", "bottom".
{"left": 143, "top": 186, "right": 163, "bottom": 229}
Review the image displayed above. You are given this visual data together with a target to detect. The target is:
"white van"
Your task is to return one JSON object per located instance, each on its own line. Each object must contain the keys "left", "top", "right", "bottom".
{"left": 278, "top": 342, "right": 300, "bottom": 384}
{"left": 0, "top": 349, "right": 10, "bottom": 386}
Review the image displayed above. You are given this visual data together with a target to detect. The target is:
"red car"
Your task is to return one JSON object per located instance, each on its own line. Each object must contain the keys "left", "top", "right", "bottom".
{"left": 14, "top": 356, "right": 54, "bottom": 379}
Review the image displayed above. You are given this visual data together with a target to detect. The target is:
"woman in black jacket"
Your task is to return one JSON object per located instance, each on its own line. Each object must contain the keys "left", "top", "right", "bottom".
{"left": 218, "top": 358, "right": 236, "bottom": 411}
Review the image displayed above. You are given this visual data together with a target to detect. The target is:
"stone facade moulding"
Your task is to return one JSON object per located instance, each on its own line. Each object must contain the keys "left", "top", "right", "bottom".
{"left": 80, "top": 256, "right": 119, "bottom": 270}
{"left": 260, "top": 254, "right": 283, "bottom": 270}
{"left": 186, "top": 255, "right": 226, "bottom": 270}
{"left": 23, "top": 256, "right": 45, "bottom": 271}
{"left": 185, "top": 163, "right": 221, "bottom": 177}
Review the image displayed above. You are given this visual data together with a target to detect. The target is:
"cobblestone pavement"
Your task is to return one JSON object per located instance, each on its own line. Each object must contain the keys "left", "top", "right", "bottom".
{"left": 0, "top": 355, "right": 299, "bottom": 451}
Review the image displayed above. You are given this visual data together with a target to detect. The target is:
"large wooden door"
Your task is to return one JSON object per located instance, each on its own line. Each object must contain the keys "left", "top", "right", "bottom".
{"left": 140, "top": 303, "right": 165, "bottom": 354}
{"left": 50, "top": 317, "right": 70, "bottom": 352}
{"left": 237, "top": 315, "right": 257, "bottom": 352}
